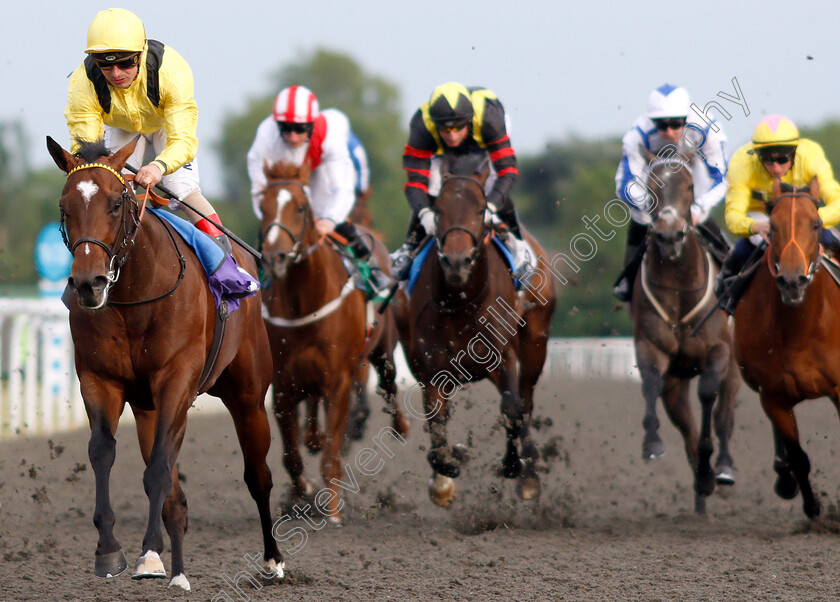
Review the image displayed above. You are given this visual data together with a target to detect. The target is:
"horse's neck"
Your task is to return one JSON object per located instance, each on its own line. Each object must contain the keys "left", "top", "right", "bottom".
{"left": 270, "top": 244, "right": 346, "bottom": 315}
{"left": 646, "top": 234, "right": 707, "bottom": 291}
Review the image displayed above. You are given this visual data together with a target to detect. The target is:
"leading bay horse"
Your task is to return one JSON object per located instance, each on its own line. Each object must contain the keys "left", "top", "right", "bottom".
{"left": 259, "top": 160, "right": 409, "bottom": 524}
{"left": 630, "top": 154, "right": 740, "bottom": 514}
{"left": 46, "top": 137, "right": 283, "bottom": 590}
{"left": 734, "top": 178, "right": 840, "bottom": 519}
{"left": 399, "top": 153, "right": 555, "bottom": 506}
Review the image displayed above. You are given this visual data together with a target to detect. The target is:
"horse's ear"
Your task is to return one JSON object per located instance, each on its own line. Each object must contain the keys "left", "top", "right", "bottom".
{"left": 641, "top": 145, "right": 656, "bottom": 164}
{"left": 110, "top": 136, "right": 140, "bottom": 169}
{"left": 809, "top": 176, "right": 820, "bottom": 200}
{"left": 300, "top": 158, "right": 311, "bottom": 183}
{"left": 46, "top": 136, "right": 79, "bottom": 174}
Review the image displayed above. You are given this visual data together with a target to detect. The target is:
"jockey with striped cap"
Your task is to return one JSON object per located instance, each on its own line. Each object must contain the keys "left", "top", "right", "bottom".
{"left": 715, "top": 114, "right": 840, "bottom": 314}
{"left": 247, "top": 85, "right": 390, "bottom": 292}
{"left": 65, "top": 8, "right": 232, "bottom": 253}
{"left": 613, "top": 84, "right": 730, "bottom": 302}
{"left": 394, "top": 82, "right": 530, "bottom": 278}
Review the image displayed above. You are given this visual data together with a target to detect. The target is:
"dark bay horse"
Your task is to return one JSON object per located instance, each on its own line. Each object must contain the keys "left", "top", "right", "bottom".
{"left": 259, "top": 160, "right": 408, "bottom": 524}
{"left": 399, "top": 153, "right": 555, "bottom": 507}
{"left": 46, "top": 137, "right": 282, "bottom": 589}
{"left": 630, "top": 155, "right": 740, "bottom": 514}
{"left": 734, "top": 178, "right": 840, "bottom": 519}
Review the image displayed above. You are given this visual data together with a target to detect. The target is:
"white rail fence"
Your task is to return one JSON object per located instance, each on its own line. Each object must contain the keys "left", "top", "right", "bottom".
{"left": 0, "top": 299, "right": 639, "bottom": 441}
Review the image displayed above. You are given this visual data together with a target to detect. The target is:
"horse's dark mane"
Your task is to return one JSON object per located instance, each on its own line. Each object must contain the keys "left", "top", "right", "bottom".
{"left": 74, "top": 138, "right": 111, "bottom": 163}
{"left": 443, "top": 152, "right": 489, "bottom": 176}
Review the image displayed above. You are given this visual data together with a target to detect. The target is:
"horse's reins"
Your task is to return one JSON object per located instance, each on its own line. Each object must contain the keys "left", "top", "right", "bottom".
{"left": 260, "top": 179, "right": 322, "bottom": 264}
{"left": 63, "top": 163, "right": 187, "bottom": 306}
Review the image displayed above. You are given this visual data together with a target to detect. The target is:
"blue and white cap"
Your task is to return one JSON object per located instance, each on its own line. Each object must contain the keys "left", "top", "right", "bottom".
{"left": 646, "top": 84, "right": 691, "bottom": 119}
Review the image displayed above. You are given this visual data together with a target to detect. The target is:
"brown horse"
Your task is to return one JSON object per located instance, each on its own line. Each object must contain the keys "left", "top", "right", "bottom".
{"left": 259, "top": 160, "right": 408, "bottom": 524}
{"left": 630, "top": 155, "right": 740, "bottom": 514}
{"left": 398, "top": 153, "right": 555, "bottom": 506}
{"left": 734, "top": 178, "right": 839, "bottom": 519}
{"left": 46, "top": 136, "right": 282, "bottom": 590}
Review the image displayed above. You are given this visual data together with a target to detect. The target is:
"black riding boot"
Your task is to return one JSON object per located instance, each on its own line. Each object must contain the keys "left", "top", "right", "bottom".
{"left": 613, "top": 220, "right": 648, "bottom": 302}
{"left": 333, "top": 222, "right": 392, "bottom": 295}
{"left": 391, "top": 212, "right": 424, "bottom": 280}
{"left": 715, "top": 241, "right": 759, "bottom": 316}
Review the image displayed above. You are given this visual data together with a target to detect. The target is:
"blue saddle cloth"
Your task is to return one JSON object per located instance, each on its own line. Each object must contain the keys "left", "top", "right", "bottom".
{"left": 149, "top": 208, "right": 259, "bottom": 311}
{"left": 407, "top": 235, "right": 519, "bottom": 294}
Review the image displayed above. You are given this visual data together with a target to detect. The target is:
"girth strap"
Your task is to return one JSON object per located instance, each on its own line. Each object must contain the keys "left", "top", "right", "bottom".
{"left": 197, "top": 299, "right": 229, "bottom": 393}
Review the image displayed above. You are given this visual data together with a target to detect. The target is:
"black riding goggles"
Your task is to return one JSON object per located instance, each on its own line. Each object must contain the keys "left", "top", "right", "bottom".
{"left": 653, "top": 118, "right": 687, "bottom": 131}
{"left": 759, "top": 151, "right": 795, "bottom": 165}
{"left": 93, "top": 53, "right": 140, "bottom": 71}
{"left": 278, "top": 122, "right": 314, "bottom": 135}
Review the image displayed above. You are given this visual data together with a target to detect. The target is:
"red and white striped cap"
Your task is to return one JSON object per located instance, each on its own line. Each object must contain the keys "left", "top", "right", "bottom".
{"left": 273, "top": 85, "right": 319, "bottom": 123}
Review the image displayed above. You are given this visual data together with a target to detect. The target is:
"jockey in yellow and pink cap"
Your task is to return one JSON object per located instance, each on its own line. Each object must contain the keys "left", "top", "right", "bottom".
{"left": 716, "top": 114, "right": 840, "bottom": 313}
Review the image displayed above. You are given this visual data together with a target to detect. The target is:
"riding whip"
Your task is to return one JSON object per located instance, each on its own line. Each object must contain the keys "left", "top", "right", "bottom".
{"left": 123, "top": 164, "right": 261, "bottom": 260}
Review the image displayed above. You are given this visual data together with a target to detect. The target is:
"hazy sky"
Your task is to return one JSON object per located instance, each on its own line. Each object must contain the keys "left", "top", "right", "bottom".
{"left": 3, "top": 0, "right": 840, "bottom": 196}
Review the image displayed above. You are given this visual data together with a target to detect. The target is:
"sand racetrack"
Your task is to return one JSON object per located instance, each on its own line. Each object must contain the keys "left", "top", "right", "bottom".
{"left": 3, "top": 373, "right": 840, "bottom": 601}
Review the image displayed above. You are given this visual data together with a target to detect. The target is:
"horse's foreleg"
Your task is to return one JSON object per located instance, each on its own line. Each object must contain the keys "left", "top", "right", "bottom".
{"left": 133, "top": 407, "right": 189, "bottom": 588}
{"left": 345, "top": 362, "right": 372, "bottom": 442}
{"left": 496, "top": 351, "right": 525, "bottom": 480}
{"left": 372, "top": 349, "right": 409, "bottom": 436}
{"left": 424, "top": 386, "right": 461, "bottom": 507}
{"left": 516, "top": 326, "right": 549, "bottom": 501}
{"left": 637, "top": 349, "right": 668, "bottom": 460}
{"left": 274, "top": 388, "right": 309, "bottom": 498}
{"left": 304, "top": 397, "right": 324, "bottom": 453}
{"left": 321, "top": 374, "right": 353, "bottom": 524}
{"left": 713, "top": 357, "right": 740, "bottom": 485}
{"left": 770, "top": 423, "right": 798, "bottom": 500}
{"left": 764, "top": 400, "right": 818, "bottom": 518}
{"left": 85, "top": 386, "right": 128, "bottom": 579}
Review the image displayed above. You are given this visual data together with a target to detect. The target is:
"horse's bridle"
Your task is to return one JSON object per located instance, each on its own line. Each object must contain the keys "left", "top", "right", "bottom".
{"left": 434, "top": 174, "right": 488, "bottom": 265}
{"left": 260, "top": 179, "right": 321, "bottom": 265}
{"left": 766, "top": 191, "right": 822, "bottom": 282}
{"left": 61, "top": 162, "right": 186, "bottom": 305}
{"left": 61, "top": 163, "right": 141, "bottom": 287}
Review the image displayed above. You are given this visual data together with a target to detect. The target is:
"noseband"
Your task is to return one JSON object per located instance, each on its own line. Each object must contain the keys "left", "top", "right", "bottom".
{"left": 61, "top": 163, "right": 140, "bottom": 286}
{"left": 261, "top": 179, "right": 321, "bottom": 264}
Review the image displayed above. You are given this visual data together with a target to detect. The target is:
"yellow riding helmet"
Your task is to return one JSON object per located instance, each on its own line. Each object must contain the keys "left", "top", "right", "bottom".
{"left": 85, "top": 8, "right": 146, "bottom": 54}
{"left": 751, "top": 115, "right": 800, "bottom": 149}
{"left": 428, "top": 82, "right": 474, "bottom": 125}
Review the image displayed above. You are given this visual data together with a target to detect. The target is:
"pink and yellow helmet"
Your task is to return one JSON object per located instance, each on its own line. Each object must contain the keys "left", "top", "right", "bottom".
{"left": 752, "top": 115, "right": 800, "bottom": 149}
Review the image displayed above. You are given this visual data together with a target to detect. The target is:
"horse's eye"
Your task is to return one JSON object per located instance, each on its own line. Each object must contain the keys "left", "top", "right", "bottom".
{"left": 814, "top": 220, "right": 822, "bottom": 231}
{"left": 110, "top": 199, "right": 122, "bottom": 215}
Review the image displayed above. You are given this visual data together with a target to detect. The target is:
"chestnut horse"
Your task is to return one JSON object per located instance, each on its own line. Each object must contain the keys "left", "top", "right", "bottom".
{"left": 46, "top": 137, "right": 282, "bottom": 590}
{"left": 734, "top": 178, "right": 839, "bottom": 519}
{"left": 259, "top": 160, "right": 408, "bottom": 524}
{"left": 399, "top": 153, "right": 555, "bottom": 506}
{"left": 630, "top": 155, "right": 740, "bottom": 514}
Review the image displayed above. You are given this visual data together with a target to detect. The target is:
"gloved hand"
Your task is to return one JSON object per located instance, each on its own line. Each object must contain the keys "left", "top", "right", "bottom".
{"left": 419, "top": 207, "right": 436, "bottom": 235}
{"left": 484, "top": 202, "right": 502, "bottom": 227}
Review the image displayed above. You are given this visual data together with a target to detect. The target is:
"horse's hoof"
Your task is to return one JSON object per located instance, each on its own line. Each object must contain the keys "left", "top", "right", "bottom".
{"left": 516, "top": 475, "right": 541, "bottom": 501}
{"left": 267, "top": 558, "right": 286, "bottom": 581}
{"left": 327, "top": 514, "right": 343, "bottom": 527}
{"left": 804, "top": 497, "right": 821, "bottom": 519}
{"left": 774, "top": 474, "right": 799, "bottom": 500}
{"left": 428, "top": 448, "right": 461, "bottom": 478}
{"left": 496, "top": 457, "right": 524, "bottom": 479}
{"left": 429, "top": 473, "right": 456, "bottom": 507}
{"left": 346, "top": 408, "right": 370, "bottom": 441}
{"left": 94, "top": 549, "right": 128, "bottom": 579}
{"left": 694, "top": 494, "right": 708, "bottom": 515}
{"left": 715, "top": 465, "right": 736, "bottom": 486}
{"left": 131, "top": 550, "right": 166, "bottom": 579}
{"left": 168, "top": 573, "right": 191, "bottom": 591}
{"left": 642, "top": 440, "right": 666, "bottom": 460}
{"left": 304, "top": 433, "right": 324, "bottom": 454}
{"left": 452, "top": 444, "right": 470, "bottom": 465}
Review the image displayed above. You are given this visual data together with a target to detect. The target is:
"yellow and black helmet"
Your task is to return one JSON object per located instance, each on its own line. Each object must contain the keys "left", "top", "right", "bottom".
{"left": 85, "top": 8, "right": 146, "bottom": 54}
{"left": 428, "top": 82, "right": 474, "bottom": 127}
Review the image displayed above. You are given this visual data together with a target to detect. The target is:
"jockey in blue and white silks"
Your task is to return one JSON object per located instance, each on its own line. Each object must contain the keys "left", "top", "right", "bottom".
{"left": 613, "top": 84, "right": 730, "bottom": 302}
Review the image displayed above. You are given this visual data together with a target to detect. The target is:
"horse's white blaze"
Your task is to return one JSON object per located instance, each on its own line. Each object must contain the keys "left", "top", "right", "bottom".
{"left": 84, "top": 243, "right": 91, "bottom": 255}
{"left": 658, "top": 206, "right": 682, "bottom": 226}
{"left": 168, "top": 573, "right": 191, "bottom": 591}
{"left": 266, "top": 189, "right": 293, "bottom": 245}
{"left": 76, "top": 180, "right": 98, "bottom": 209}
